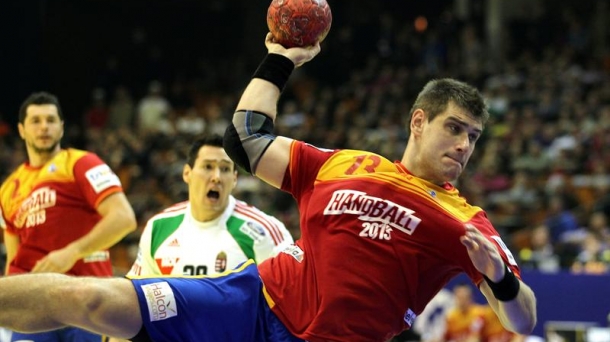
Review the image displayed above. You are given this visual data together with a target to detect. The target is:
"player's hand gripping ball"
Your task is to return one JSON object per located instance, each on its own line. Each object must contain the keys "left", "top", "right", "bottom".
{"left": 267, "top": 0, "right": 332, "bottom": 48}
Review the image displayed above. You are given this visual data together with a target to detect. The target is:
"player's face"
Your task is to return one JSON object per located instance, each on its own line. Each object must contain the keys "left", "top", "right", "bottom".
{"left": 18, "top": 104, "right": 64, "bottom": 155}
{"left": 453, "top": 285, "right": 474, "bottom": 310}
{"left": 184, "top": 145, "right": 237, "bottom": 220}
{"left": 412, "top": 101, "right": 482, "bottom": 183}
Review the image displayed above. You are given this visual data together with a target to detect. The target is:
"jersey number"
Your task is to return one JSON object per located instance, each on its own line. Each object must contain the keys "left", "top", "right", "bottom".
{"left": 183, "top": 265, "right": 208, "bottom": 275}
{"left": 345, "top": 155, "right": 381, "bottom": 175}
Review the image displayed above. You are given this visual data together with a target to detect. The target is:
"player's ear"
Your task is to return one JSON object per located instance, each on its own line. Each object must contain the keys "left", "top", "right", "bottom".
{"left": 183, "top": 164, "right": 192, "bottom": 184}
{"left": 17, "top": 123, "right": 25, "bottom": 139}
{"left": 231, "top": 170, "right": 238, "bottom": 190}
{"left": 410, "top": 109, "right": 426, "bottom": 136}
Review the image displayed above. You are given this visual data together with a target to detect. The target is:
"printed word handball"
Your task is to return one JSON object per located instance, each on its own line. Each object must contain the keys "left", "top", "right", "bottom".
{"left": 267, "top": 0, "right": 332, "bottom": 48}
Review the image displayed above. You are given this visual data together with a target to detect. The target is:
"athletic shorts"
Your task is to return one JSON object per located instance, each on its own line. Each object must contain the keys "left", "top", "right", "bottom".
{"left": 129, "top": 260, "right": 304, "bottom": 342}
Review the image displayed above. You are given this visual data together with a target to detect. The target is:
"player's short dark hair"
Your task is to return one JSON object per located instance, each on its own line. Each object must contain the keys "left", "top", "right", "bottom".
{"left": 408, "top": 78, "right": 489, "bottom": 128}
{"left": 18, "top": 91, "right": 64, "bottom": 124}
{"left": 187, "top": 134, "right": 233, "bottom": 169}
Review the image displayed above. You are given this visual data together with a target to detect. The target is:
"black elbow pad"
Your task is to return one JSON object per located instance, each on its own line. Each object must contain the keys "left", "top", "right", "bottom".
{"left": 223, "top": 110, "right": 276, "bottom": 175}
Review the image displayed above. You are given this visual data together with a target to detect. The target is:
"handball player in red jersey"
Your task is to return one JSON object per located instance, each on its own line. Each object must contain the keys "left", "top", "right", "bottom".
{"left": 0, "top": 91, "right": 136, "bottom": 342}
{"left": 0, "top": 37, "right": 536, "bottom": 342}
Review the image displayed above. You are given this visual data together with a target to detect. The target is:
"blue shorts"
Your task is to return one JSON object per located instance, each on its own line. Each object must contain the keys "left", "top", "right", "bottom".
{"left": 10, "top": 327, "right": 105, "bottom": 342}
{"left": 129, "top": 260, "right": 304, "bottom": 342}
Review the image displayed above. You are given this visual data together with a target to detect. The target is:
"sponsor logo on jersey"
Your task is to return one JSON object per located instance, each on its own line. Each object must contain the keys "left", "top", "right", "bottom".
{"left": 14, "top": 186, "right": 56, "bottom": 228}
{"left": 141, "top": 282, "right": 177, "bottom": 322}
{"left": 281, "top": 245, "right": 304, "bottom": 263}
{"left": 239, "top": 222, "right": 266, "bottom": 242}
{"left": 490, "top": 235, "right": 518, "bottom": 266}
{"left": 155, "top": 257, "right": 180, "bottom": 274}
{"left": 48, "top": 163, "right": 57, "bottom": 173}
{"left": 323, "top": 190, "right": 422, "bottom": 236}
{"left": 85, "top": 164, "right": 121, "bottom": 194}
{"left": 168, "top": 238, "right": 180, "bottom": 247}
{"left": 403, "top": 309, "right": 417, "bottom": 327}
{"left": 215, "top": 251, "right": 227, "bottom": 273}
{"left": 83, "top": 251, "right": 110, "bottom": 263}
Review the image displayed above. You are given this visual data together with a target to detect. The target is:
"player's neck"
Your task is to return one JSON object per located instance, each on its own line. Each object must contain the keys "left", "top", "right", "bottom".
{"left": 27, "top": 147, "right": 61, "bottom": 167}
{"left": 190, "top": 205, "right": 224, "bottom": 223}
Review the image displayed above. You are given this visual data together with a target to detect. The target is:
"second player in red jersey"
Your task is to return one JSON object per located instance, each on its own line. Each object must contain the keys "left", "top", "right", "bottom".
{"left": 0, "top": 91, "right": 136, "bottom": 342}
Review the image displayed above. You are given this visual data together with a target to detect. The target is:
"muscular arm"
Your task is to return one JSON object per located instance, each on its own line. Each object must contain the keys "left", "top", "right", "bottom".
{"left": 460, "top": 224, "right": 537, "bottom": 334}
{"left": 0, "top": 273, "right": 142, "bottom": 339}
{"left": 228, "top": 33, "right": 321, "bottom": 188}
{"left": 480, "top": 279, "right": 537, "bottom": 334}
{"left": 234, "top": 78, "right": 293, "bottom": 189}
{"left": 32, "top": 192, "right": 137, "bottom": 273}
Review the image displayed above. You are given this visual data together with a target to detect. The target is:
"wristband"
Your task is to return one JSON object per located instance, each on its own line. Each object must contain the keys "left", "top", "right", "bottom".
{"left": 252, "top": 53, "right": 295, "bottom": 91}
{"left": 483, "top": 265, "right": 520, "bottom": 302}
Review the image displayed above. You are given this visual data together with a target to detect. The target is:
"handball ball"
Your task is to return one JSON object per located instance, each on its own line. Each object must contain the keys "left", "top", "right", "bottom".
{"left": 267, "top": 0, "right": 332, "bottom": 48}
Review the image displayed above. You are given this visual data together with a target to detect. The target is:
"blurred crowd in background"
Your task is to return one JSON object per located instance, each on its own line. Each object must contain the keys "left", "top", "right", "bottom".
{"left": 1, "top": 0, "right": 610, "bottom": 276}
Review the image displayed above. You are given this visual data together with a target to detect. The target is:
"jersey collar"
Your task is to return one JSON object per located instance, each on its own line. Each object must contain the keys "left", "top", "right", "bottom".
{"left": 393, "top": 161, "right": 455, "bottom": 191}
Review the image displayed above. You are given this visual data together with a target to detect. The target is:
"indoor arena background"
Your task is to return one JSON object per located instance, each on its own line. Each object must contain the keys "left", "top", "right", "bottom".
{"left": 1, "top": 0, "right": 609, "bottom": 341}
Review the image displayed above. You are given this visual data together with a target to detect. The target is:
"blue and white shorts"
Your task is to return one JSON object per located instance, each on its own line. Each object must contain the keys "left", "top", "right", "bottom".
{"left": 129, "top": 260, "right": 304, "bottom": 342}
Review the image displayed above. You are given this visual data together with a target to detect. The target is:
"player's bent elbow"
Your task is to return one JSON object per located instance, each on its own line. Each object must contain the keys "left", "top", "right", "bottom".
{"left": 507, "top": 315, "right": 537, "bottom": 335}
{"left": 123, "top": 211, "right": 138, "bottom": 233}
{"left": 118, "top": 201, "right": 138, "bottom": 233}
{"left": 517, "top": 317, "right": 537, "bottom": 335}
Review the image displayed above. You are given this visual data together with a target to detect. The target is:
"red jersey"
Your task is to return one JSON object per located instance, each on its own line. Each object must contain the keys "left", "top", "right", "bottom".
{"left": 0, "top": 148, "right": 122, "bottom": 276}
{"left": 258, "top": 141, "right": 520, "bottom": 342}
{"left": 481, "top": 306, "right": 519, "bottom": 342}
{"left": 444, "top": 304, "right": 486, "bottom": 342}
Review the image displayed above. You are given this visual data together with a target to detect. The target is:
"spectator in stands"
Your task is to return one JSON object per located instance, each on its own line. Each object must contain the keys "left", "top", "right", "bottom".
{"left": 83, "top": 88, "right": 109, "bottom": 130}
{"left": 544, "top": 195, "right": 580, "bottom": 245}
{"left": 588, "top": 211, "right": 610, "bottom": 247}
{"left": 510, "top": 141, "right": 550, "bottom": 177}
{"left": 136, "top": 80, "right": 173, "bottom": 136}
{"left": 175, "top": 108, "right": 206, "bottom": 137}
{"left": 562, "top": 211, "right": 610, "bottom": 248}
{"left": 108, "top": 85, "right": 135, "bottom": 130}
{"left": 570, "top": 232, "right": 610, "bottom": 275}
{"left": 518, "top": 224, "right": 561, "bottom": 273}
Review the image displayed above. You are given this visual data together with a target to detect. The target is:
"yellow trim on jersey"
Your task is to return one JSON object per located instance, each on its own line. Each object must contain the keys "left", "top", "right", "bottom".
{"left": 262, "top": 283, "right": 276, "bottom": 309}
{"left": 315, "top": 150, "right": 482, "bottom": 222}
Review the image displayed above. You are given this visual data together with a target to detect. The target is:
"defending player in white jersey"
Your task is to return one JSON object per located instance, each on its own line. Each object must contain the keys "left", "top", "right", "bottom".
{"left": 127, "top": 134, "right": 294, "bottom": 277}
